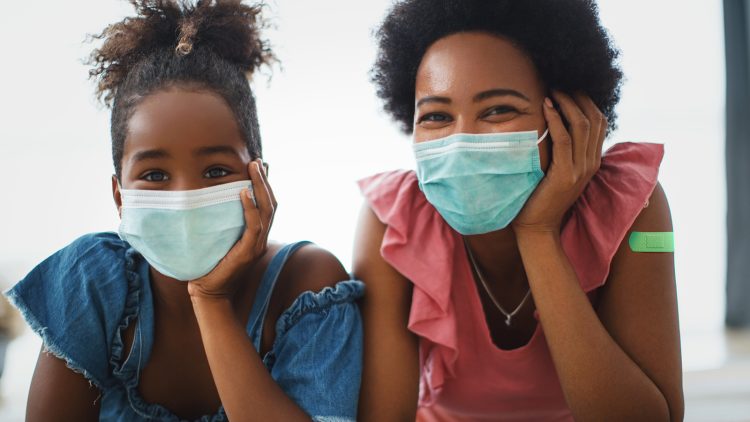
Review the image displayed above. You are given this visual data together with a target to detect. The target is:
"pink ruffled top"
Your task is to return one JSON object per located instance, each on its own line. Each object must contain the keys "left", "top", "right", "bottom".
{"left": 358, "top": 142, "right": 664, "bottom": 421}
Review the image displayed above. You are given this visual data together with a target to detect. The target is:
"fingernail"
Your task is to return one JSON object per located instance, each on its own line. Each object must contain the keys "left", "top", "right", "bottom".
{"left": 544, "top": 97, "right": 554, "bottom": 108}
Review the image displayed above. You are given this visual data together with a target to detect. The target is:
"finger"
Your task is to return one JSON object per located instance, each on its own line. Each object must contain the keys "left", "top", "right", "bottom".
{"left": 214, "top": 185, "right": 261, "bottom": 277}
{"left": 235, "top": 184, "right": 263, "bottom": 258}
{"left": 250, "top": 161, "right": 274, "bottom": 229}
{"left": 552, "top": 91, "right": 590, "bottom": 168}
{"left": 543, "top": 97, "right": 574, "bottom": 173}
{"left": 248, "top": 161, "right": 274, "bottom": 253}
{"left": 257, "top": 159, "right": 277, "bottom": 209}
{"left": 573, "top": 93, "right": 604, "bottom": 168}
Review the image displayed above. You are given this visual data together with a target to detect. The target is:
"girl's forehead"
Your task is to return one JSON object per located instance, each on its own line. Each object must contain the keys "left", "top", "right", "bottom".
{"left": 123, "top": 89, "right": 248, "bottom": 160}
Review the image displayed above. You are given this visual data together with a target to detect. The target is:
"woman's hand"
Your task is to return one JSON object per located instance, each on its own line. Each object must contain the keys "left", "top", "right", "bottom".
{"left": 512, "top": 91, "right": 608, "bottom": 234}
{"left": 188, "top": 158, "right": 277, "bottom": 299}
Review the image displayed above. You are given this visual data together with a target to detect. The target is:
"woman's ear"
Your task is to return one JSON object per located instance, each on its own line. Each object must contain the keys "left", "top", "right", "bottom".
{"left": 111, "top": 175, "right": 123, "bottom": 218}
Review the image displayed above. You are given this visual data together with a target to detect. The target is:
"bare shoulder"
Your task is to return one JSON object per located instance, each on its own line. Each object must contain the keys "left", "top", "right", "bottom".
{"left": 631, "top": 182, "right": 672, "bottom": 230}
{"left": 277, "top": 242, "right": 351, "bottom": 309}
{"left": 599, "top": 181, "right": 675, "bottom": 315}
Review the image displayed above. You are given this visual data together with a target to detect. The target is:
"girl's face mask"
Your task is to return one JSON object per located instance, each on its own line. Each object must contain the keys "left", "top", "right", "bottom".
{"left": 117, "top": 180, "right": 252, "bottom": 281}
{"left": 413, "top": 129, "right": 548, "bottom": 235}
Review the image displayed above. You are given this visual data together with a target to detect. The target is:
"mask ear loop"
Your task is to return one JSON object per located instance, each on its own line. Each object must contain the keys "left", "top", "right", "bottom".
{"left": 536, "top": 128, "right": 550, "bottom": 145}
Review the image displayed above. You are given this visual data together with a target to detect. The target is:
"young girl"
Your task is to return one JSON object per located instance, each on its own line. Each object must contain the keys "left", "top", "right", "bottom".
{"left": 354, "top": 0, "right": 683, "bottom": 420}
{"left": 6, "top": 1, "right": 363, "bottom": 421}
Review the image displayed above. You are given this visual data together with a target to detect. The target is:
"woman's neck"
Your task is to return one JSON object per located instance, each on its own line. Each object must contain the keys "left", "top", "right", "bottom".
{"left": 464, "top": 226, "right": 528, "bottom": 290}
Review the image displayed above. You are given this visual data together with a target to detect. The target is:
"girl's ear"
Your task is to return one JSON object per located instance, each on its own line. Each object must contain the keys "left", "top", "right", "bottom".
{"left": 111, "top": 175, "right": 123, "bottom": 218}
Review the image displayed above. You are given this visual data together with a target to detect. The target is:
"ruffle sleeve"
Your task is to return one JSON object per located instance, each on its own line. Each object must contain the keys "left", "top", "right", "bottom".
{"left": 265, "top": 279, "right": 365, "bottom": 422}
{"left": 4, "top": 232, "right": 137, "bottom": 389}
{"left": 561, "top": 142, "right": 664, "bottom": 293}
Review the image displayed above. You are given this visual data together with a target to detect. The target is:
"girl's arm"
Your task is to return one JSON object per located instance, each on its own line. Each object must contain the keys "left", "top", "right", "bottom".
{"left": 188, "top": 160, "right": 310, "bottom": 421}
{"left": 353, "top": 204, "right": 420, "bottom": 422}
{"left": 27, "top": 347, "right": 101, "bottom": 422}
{"left": 511, "top": 92, "right": 683, "bottom": 421}
{"left": 190, "top": 297, "right": 310, "bottom": 421}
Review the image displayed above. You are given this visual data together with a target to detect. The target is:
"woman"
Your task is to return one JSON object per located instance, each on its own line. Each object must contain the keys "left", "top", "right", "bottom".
{"left": 7, "top": 1, "right": 363, "bottom": 421}
{"left": 354, "top": 0, "right": 684, "bottom": 420}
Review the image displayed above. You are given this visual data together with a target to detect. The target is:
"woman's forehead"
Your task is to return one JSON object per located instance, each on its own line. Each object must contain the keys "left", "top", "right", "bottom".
{"left": 415, "top": 32, "right": 543, "bottom": 98}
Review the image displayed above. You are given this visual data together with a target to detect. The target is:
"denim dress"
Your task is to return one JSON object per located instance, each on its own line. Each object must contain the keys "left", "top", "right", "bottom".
{"left": 5, "top": 233, "right": 364, "bottom": 421}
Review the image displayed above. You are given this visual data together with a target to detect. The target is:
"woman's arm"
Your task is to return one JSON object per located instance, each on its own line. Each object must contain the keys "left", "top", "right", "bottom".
{"left": 512, "top": 92, "right": 683, "bottom": 421}
{"left": 516, "top": 184, "right": 682, "bottom": 422}
{"left": 353, "top": 204, "right": 420, "bottom": 422}
{"left": 26, "top": 347, "right": 101, "bottom": 422}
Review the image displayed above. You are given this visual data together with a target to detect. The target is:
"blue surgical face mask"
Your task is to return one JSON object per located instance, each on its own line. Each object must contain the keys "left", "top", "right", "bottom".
{"left": 413, "top": 129, "right": 548, "bottom": 235}
{"left": 118, "top": 180, "right": 252, "bottom": 281}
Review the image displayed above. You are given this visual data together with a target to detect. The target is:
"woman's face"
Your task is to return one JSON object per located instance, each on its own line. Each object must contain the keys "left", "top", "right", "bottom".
{"left": 116, "top": 88, "right": 252, "bottom": 192}
{"left": 413, "top": 31, "right": 551, "bottom": 170}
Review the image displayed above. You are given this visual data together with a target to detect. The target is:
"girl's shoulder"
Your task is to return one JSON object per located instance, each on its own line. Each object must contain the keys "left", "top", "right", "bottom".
{"left": 5, "top": 232, "right": 147, "bottom": 389}
{"left": 275, "top": 242, "right": 362, "bottom": 310}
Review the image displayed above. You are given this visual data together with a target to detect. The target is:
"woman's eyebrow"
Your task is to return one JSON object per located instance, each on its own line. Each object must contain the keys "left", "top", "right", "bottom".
{"left": 473, "top": 88, "right": 530, "bottom": 102}
{"left": 416, "top": 96, "right": 452, "bottom": 107}
{"left": 195, "top": 145, "right": 242, "bottom": 158}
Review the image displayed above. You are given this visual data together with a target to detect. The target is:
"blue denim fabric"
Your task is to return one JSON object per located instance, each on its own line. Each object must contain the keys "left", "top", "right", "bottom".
{"left": 5, "top": 233, "right": 364, "bottom": 422}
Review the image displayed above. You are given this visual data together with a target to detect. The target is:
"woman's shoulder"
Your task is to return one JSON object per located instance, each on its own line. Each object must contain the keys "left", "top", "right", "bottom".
{"left": 562, "top": 141, "right": 666, "bottom": 292}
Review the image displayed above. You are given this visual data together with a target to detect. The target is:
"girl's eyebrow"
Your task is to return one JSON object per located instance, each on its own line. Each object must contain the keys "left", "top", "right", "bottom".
{"left": 131, "top": 148, "right": 169, "bottom": 163}
{"left": 195, "top": 145, "right": 242, "bottom": 158}
{"left": 473, "top": 88, "right": 530, "bottom": 102}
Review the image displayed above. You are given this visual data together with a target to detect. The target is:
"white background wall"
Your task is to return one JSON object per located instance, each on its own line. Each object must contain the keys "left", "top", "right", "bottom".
{"left": 0, "top": 0, "right": 726, "bottom": 418}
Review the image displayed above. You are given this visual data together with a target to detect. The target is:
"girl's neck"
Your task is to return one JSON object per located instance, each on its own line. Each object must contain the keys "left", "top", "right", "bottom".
{"left": 148, "top": 268, "right": 200, "bottom": 321}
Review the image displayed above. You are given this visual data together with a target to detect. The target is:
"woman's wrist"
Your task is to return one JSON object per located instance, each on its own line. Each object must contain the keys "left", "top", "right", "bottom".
{"left": 514, "top": 227, "right": 562, "bottom": 251}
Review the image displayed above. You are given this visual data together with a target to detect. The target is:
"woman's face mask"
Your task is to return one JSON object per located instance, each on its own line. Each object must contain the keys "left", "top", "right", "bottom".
{"left": 414, "top": 129, "right": 548, "bottom": 235}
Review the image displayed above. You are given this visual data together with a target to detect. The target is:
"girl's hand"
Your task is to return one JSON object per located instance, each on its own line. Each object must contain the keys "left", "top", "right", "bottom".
{"left": 188, "top": 159, "right": 277, "bottom": 299}
{"left": 512, "top": 91, "right": 608, "bottom": 234}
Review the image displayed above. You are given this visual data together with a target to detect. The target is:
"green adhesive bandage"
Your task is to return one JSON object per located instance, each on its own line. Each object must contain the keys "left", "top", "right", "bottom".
{"left": 628, "top": 232, "right": 675, "bottom": 253}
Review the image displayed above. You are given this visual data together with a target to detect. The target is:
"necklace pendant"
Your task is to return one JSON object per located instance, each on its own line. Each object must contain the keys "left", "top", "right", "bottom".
{"left": 504, "top": 316, "right": 512, "bottom": 326}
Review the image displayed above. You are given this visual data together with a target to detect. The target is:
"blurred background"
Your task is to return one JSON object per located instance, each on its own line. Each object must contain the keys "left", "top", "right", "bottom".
{"left": 0, "top": 0, "right": 747, "bottom": 420}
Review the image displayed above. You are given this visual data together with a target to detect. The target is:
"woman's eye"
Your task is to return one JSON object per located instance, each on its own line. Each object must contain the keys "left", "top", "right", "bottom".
{"left": 418, "top": 113, "right": 452, "bottom": 124}
{"left": 143, "top": 171, "right": 169, "bottom": 182}
{"left": 205, "top": 167, "right": 230, "bottom": 178}
{"left": 483, "top": 106, "right": 519, "bottom": 117}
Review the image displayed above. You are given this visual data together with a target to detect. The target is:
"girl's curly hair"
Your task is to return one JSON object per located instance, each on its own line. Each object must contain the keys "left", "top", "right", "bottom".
{"left": 88, "top": 0, "right": 275, "bottom": 178}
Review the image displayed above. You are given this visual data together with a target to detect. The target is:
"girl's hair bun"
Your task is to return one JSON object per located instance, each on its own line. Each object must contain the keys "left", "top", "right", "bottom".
{"left": 89, "top": 0, "right": 274, "bottom": 105}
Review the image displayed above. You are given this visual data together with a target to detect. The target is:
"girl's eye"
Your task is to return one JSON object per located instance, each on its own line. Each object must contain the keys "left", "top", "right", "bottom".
{"left": 417, "top": 113, "right": 453, "bottom": 124}
{"left": 143, "top": 171, "right": 169, "bottom": 182}
{"left": 205, "top": 167, "right": 230, "bottom": 178}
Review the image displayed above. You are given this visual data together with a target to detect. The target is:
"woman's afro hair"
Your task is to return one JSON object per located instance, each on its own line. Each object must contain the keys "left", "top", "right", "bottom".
{"left": 371, "top": 0, "right": 623, "bottom": 134}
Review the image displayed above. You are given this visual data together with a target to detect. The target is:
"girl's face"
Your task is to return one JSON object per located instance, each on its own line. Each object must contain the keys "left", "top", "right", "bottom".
{"left": 413, "top": 31, "right": 551, "bottom": 171}
{"left": 114, "top": 88, "right": 252, "bottom": 192}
